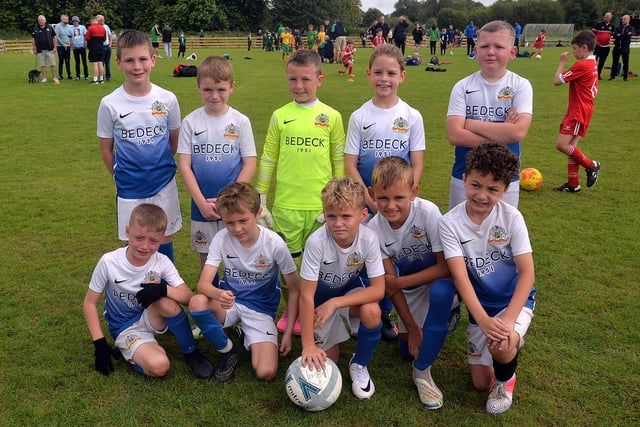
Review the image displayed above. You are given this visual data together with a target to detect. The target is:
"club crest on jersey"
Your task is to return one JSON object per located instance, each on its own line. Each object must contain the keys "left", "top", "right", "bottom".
{"left": 151, "top": 100, "right": 168, "bottom": 116}
{"left": 488, "top": 225, "right": 508, "bottom": 244}
{"left": 224, "top": 123, "right": 240, "bottom": 139}
{"left": 410, "top": 224, "right": 426, "bottom": 240}
{"left": 392, "top": 117, "right": 409, "bottom": 133}
{"left": 255, "top": 253, "right": 272, "bottom": 270}
{"left": 143, "top": 270, "right": 161, "bottom": 284}
{"left": 314, "top": 113, "right": 330, "bottom": 128}
{"left": 346, "top": 252, "right": 364, "bottom": 268}
{"left": 194, "top": 230, "right": 210, "bottom": 248}
{"left": 497, "top": 86, "right": 515, "bottom": 101}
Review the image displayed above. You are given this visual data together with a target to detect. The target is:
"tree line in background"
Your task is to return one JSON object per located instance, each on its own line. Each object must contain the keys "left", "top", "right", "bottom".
{"left": 0, "top": 0, "right": 638, "bottom": 37}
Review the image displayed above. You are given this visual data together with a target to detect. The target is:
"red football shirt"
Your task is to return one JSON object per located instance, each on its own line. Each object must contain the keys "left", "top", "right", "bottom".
{"left": 560, "top": 56, "right": 598, "bottom": 125}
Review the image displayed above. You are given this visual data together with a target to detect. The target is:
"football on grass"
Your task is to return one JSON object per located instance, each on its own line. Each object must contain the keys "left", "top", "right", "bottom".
{"left": 520, "top": 167, "right": 543, "bottom": 191}
{"left": 285, "top": 357, "right": 342, "bottom": 411}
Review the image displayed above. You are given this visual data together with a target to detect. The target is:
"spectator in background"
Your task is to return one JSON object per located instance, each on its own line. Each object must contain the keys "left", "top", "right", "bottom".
{"left": 162, "top": 23, "right": 173, "bottom": 59}
{"left": 393, "top": 16, "right": 409, "bottom": 55}
{"left": 514, "top": 21, "right": 522, "bottom": 51}
{"left": 412, "top": 24, "right": 424, "bottom": 52}
{"left": 70, "top": 16, "right": 88, "bottom": 80}
{"left": 428, "top": 22, "right": 439, "bottom": 55}
{"left": 86, "top": 16, "right": 106, "bottom": 84}
{"left": 55, "top": 14, "right": 72, "bottom": 80}
{"left": 32, "top": 15, "right": 59, "bottom": 84}
{"left": 97, "top": 15, "right": 113, "bottom": 81}
{"left": 151, "top": 22, "right": 161, "bottom": 57}
{"left": 609, "top": 14, "right": 634, "bottom": 81}
{"left": 376, "top": 15, "right": 390, "bottom": 40}
{"left": 592, "top": 12, "right": 614, "bottom": 80}
{"left": 464, "top": 20, "right": 477, "bottom": 56}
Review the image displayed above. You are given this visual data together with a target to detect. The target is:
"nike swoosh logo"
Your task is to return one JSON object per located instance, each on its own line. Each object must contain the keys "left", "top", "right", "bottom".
{"left": 283, "top": 119, "right": 297, "bottom": 124}
{"left": 119, "top": 111, "right": 134, "bottom": 118}
{"left": 465, "top": 89, "right": 479, "bottom": 94}
{"left": 115, "top": 279, "right": 128, "bottom": 283}
{"left": 384, "top": 241, "right": 396, "bottom": 247}
{"left": 363, "top": 123, "right": 376, "bottom": 130}
{"left": 226, "top": 254, "right": 239, "bottom": 259}
{"left": 194, "top": 130, "right": 206, "bottom": 136}
{"left": 266, "top": 331, "right": 275, "bottom": 336}
{"left": 461, "top": 239, "right": 474, "bottom": 245}
{"left": 323, "top": 260, "right": 337, "bottom": 265}
{"left": 360, "top": 380, "right": 371, "bottom": 393}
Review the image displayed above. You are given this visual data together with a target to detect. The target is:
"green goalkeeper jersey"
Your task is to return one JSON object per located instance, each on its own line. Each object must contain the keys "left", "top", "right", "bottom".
{"left": 256, "top": 100, "right": 345, "bottom": 210}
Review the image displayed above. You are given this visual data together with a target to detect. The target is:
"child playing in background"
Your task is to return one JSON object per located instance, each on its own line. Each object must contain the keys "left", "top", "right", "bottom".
{"left": 299, "top": 177, "right": 385, "bottom": 400}
{"left": 338, "top": 39, "right": 356, "bottom": 77}
{"left": 189, "top": 183, "right": 300, "bottom": 382}
{"left": 368, "top": 157, "right": 455, "bottom": 409}
{"left": 533, "top": 28, "right": 546, "bottom": 58}
{"left": 439, "top": 143, "right": 536, "bottom": 414}
{"left": 255, "top": 49, "right": 345, "bottom": 334}
{"left": 178, "top": 56, "right": 257, "bottom": 272}
{"left": 97, "top": 30, "right": 182, "bottom": 262}
{"left": 345, "top": 44, "right": 425, "bottom": 340}
{"left": 83, "top": 203, "right": 214, "bottom": 379}
{"left": 178, "top": 30, "right": 186, "bottom": 58}
{"left": 552, "top": 30, "right": 600, "bottom": 193}
{"left": 372, "top": 27, "right": 386, "bottom": 48}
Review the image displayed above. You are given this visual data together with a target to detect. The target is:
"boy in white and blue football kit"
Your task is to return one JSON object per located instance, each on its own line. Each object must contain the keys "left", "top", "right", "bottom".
{"left": 299, "top": 177, "right": 385, "bottom": 400}
{"left": 439, "top": 143, "right": 536, "bottom": 414}
{"left": 368, "top": 156, "right": 455, "bottom": 409}
{"left": 83, "top": 203, "right": 214, "bottom": 378}
{"left": 178, "top": 56, "right": 257, "bottom": 271}
{"left": 189, "top": 183, "right": 300, "bottom": 382}
{"left": 97, "top": 30, "right": 182, "bottom": 262}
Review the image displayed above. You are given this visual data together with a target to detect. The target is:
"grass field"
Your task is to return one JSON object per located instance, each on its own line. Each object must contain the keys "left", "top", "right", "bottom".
{"left": 0, "top": 45, "right": 638, "bottom": 426}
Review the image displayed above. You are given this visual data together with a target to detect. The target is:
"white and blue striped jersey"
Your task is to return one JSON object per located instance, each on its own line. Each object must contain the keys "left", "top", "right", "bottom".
{"left": 177, "top": 106, "right": 257, "bottom": 222}
{"left": 206, "top": 225, "right": 296, "bottom": 318}
{"left": 300, "top": 224, "right": 385, "bottom": 307}
{"left": 97, "top": 84, "right": 181, "bottom": 199}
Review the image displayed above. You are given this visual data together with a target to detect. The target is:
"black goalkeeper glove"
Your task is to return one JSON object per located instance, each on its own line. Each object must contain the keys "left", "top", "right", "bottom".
{"left": 93, "top": 337, "right": 118, "bottom": 376}
{"left": 135, "top": 283, "right": 168, "bottom": 308}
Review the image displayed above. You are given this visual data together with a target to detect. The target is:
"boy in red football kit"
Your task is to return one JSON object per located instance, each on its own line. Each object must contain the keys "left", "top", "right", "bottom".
{"left": 553, "top": 30, "right": 600, "bottom": 193}
{"left": 338, "top": 39, "right": 356, "bottom": 77}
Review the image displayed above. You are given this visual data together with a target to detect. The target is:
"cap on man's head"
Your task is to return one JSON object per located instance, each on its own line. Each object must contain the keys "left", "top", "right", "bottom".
{"left": 72, "top": 16, "right": 80, "bottom": 22}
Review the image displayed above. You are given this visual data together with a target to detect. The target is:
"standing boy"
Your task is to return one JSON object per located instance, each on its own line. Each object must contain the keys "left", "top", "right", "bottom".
{"left": 189, "top": 183, "right": 300, "bottom": 382}
{"left": 83, "top": 203, "right": 214, "bottom": 378}
{"left": 97, "top": 30, "right": 182, "bottom": 262}
{"left": 553, "top": 30, "right": 600, "bottom": 193}
{"left": 299, "top": 177, "right": 384, "bottom": 399}
{"left": 255, "top": 49, "right": 345, "bottom": 334}
{"left": 439, "top": 143, "right": 536, "bottom": 414}
{"left": 446, "top": 20, "right": 533, "bottom": 209}
{"left": 178, "top": 56, "right": 257, "bottom": 272}
{"left": 368, "top": 157, "right": 455, "bottom": 409}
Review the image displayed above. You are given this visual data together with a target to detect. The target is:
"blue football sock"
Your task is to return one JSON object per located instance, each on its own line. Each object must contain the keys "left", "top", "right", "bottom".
{"left": 414, "top": 279, "right": 455, "bottom": 371}
{"left": 398, "top": 338, "right": 414, "bottom": 362}
{"left": 165, "top": 309, "right": 196, "bottom": 354}
{"left": 131, "top": 363, "right": 145, "bottom": 375}
{"left": 352, "top": 321, "right": 382, "bottom": 366}
{"left": 379, "top": 295, "right": 393, "bottom": 315}
{"left": 158, "top": 242, "right": 174, "bottom": 263}
{"left": 190, "top": 309, "right": 231, "bottom": 352}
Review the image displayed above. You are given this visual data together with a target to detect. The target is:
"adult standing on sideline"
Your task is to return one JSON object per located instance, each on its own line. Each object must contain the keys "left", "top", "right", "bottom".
{"left": 393, "top": 16, "right": 409, "bottom": 55}
{"left": 85, "top": 16, "right": 106, "bottom": 84}
{"left": 151, "top": 22, "right": 161, "bottom": 57}
{"left": 609, "top": 15, "right": 634, "bottom": 81}
{"left": 376, "top": 15, "right": 390, "bottom": 40}
{"left": 97, "top": 15, "right": 112, "bottom": 81}
{"left": 514, "top": 21, "right": 522, "bottom": 51}
{"left": 332, "top": 17, "right": 348, "bottom": 61}
{"left": 464, "top": 20, "right": 477, "bottom": 56}
{"left": 412, "top": 24, "right": 424, "bottom": 51}
{"left": 593, "top": 12, "right": 615, "bottom": 80}
{"left": 428, "top": 22, "right": 439, "bottom": 55}
{"left": 69, "top": 16, "right": 88, "bottom": 80}
{"left": 55, "top": 14, "right": 72, "bottom": 80}
{"left": 162, "top": 23, "right": 173, "bottom": 58}
{"left": 32, "top": 15, "right": 59, "bottom": 84}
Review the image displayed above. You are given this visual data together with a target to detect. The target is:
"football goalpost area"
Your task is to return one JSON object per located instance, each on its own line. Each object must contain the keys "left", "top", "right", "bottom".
{"left": 523, "top": 23, "right": 575, "bottom": 47}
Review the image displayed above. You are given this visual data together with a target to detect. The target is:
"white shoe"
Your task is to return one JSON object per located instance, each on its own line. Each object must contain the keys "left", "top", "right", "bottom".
{"left": 486, "top": 374, "right": 516, "bottom": 414}
{"left": 349, "top": 355, "right": 375, "bottom": 399}
{"left": 40, "top": 78, "right": 48, "bottom": 83}
{"left": 412, "top": 364, "right": 443, "bottom": 409}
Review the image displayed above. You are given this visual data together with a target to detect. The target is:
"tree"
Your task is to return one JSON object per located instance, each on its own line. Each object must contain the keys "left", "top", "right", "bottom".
{"left": 361, "top": 8, "right": 383, "bottom": 27}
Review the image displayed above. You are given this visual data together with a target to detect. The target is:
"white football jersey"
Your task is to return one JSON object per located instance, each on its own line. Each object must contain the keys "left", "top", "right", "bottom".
{"left": 300, "top": 224, "right": 384, "bottom": 306}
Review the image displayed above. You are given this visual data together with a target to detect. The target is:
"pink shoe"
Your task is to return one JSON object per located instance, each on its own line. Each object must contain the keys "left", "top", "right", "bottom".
{"left": 276, "top": 307, "right": 302, "bottom": 335}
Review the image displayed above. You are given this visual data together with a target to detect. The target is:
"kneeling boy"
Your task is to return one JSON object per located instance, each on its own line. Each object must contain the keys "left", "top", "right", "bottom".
{"left": 299, "top": 176, "right": 385, "bottom": 399}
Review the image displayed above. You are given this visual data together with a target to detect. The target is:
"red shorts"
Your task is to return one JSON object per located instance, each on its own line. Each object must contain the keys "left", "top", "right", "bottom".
{"left": 559, "top": 118, "right": 588, "bottom": 137}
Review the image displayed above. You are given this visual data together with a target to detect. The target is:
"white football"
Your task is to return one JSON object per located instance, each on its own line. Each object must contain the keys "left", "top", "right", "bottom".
{"left": 285, "top": 357, "right": 342, "bottom": 411}
{"left": 535, "top": 54, "right": 542, "bottom": 60}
